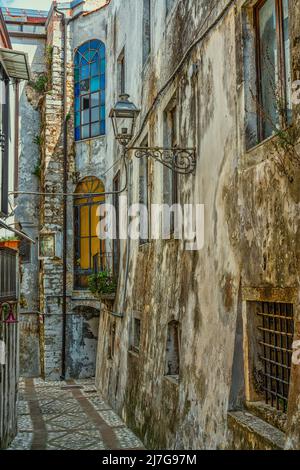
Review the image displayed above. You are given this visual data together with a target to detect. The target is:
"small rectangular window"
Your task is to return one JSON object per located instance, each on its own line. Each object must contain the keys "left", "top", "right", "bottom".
{"left": 143, "top": 0, "right": 151, "bottom": 66}
{"left": 165, "top": 321, "right": 180, "bottom": 378}
{"left": 163, "top": 100, "right": 178, "bottom": 234}
{"left": 139, "top": 136, "right": 149, "bottom": 245}
{"left": 108, "top": 321, "right": 116, "bottom": 359}
{"left": 113, "top": 172, "right": 120, "bottom": 277}
{"left": 133, "top": 318, "right": 141, "bottom": 352}
{"left": 130, "top": 316, "right": 141, "bottom": 354}
{"left": 117, "top": 49, "right": 126, "bottom": 95}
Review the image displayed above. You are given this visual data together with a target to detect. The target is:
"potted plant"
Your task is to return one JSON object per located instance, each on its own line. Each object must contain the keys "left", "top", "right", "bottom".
{"left": 0, "top": 236, "right": 21, "bottom": 250}
{"left": 88, "top": 270, "right": 117, "bottom": 301}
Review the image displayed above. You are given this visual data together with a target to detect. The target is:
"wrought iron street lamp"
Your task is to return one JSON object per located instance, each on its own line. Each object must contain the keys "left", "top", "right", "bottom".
{"left": 110, "top": 94, "right": 196, "bottom": 175}
{"left": 109, "top": 94, "right": 140, "bottom": 146}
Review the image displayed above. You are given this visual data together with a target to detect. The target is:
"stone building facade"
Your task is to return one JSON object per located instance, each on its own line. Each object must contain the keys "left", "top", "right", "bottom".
{"left": 3, "top": 0, "right": 300, "bottom": 450}
{"left": 0, "top": 9, "right": 31, "bottom": 449}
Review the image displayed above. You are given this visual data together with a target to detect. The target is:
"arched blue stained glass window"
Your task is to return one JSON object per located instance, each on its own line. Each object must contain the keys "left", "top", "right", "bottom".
{"left": 74, "top": 39, "right": 106, "bottom": 141}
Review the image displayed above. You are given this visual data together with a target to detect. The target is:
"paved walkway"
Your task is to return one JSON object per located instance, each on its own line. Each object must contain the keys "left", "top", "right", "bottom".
{"left": 8, "top": 378, "right": 144, "bottom": 450}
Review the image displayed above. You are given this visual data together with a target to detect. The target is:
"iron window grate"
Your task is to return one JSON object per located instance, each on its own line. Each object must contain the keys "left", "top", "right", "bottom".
{"left": 257, "top": 302, "right": 294, "bottom": 413}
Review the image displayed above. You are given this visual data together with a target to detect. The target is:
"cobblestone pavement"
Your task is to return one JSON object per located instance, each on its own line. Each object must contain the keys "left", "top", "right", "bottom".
{"left": 8, "top": 378, "right": 144, "bottom": 450}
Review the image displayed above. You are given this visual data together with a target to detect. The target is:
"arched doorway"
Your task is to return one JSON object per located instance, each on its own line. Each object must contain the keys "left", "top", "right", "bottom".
{"left": 74, "top": 176, "right": 107, "bottom": 289}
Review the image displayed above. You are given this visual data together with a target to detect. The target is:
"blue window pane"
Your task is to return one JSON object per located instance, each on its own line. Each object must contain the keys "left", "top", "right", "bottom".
{"left": 90, "top": 39, "right": 101, "bottom": 50}
{"left": 91, "top": 92, "right": 99, "bottom": 107}
{"left": 100, "top": 120, "right": 105, "bottom": 135}
{"left": 74, "top": 40, "right": 106, "bottom": 140}
{"left": 82, "top": 125, "right": 90, "bottom": 139}
{"left": 91, "top": 122, "right": 100, "bottom": 137}
{"left": 100, "top": 59, "right": 105, "bottom": 74}
{"left": 78, "top": 41, "right": 89, "bottom": 55}
{"left": 85, "top": 50, "right": 97, "bottom": 62}
{"left": 100, "top": 74, "right": 105, "bottom": 89}
{"left": 99, "top": 44, "right": 105, "bottom": 60}
{"left": 74, "top": 67, "right": 79, "bottom": 82}
{"left": 100, "top": 91, "right": 105, "bottom": 106}
{"left": 91, "top": 61, "right": 99, "bottom": 77}
{"left": 80, "top": 79, "right": 89, "bottom": 93}
{"left": 80, "top": 57, "right": 88, "bottom": 66}
{"left": 74, "top": 53, "right": 80, "bottom": 67}
{"left": 91, "top": 76, "right": 100, "bottom": 93}
{"left": 75, "top": 83, "right": 80, "bottom": 97}
{"left": 82, "top": 109, "right": 90, "bottom": 125}
{"left": 75, "top": 97, "right": 80, "bottom": 112}
{"left": 75, "top": 112, "right": 80, "bottom": 127}
{"left": 80, "top": 64, "right": 89, "bottom": 80}
{"left": 75, "top": 127, "right": 81, "bottom": 141}
{"left": 91, "top": 107, "right": 100, "bottom": 122}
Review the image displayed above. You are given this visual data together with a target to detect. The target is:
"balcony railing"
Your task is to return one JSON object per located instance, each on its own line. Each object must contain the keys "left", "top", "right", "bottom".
{"left": 0, "top": 247, "right": 17, "bottom": 301}
{"left": 74, "top": 252, "right": 113, "bottom": 290}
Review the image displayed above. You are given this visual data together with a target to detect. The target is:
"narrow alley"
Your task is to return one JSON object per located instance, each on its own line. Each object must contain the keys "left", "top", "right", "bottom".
{"left": 8, "top": 379, "right": 144, "bottom": 451}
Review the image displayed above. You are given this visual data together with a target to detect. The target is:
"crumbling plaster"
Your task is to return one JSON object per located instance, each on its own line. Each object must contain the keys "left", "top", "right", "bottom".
{"left": 94, "top": 0, "right": 300, "bottom": 450}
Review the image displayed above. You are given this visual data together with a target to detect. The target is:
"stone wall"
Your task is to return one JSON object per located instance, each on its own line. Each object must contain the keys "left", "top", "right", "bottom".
{"left": 12, "top": 35, "right": 46, "bottom": 378}
{"left": 94, "top": 0, "right": 300, "bottom": 450}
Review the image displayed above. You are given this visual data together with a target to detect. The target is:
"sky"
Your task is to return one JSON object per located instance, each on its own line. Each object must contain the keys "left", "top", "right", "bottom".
{"left": 0, "top": 0, "right": 52, "bottom": 10}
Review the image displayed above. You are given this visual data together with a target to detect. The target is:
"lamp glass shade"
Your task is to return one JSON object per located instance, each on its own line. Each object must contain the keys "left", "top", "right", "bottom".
{"left": 109, "top": 94, "right": 140, "bottom": 144}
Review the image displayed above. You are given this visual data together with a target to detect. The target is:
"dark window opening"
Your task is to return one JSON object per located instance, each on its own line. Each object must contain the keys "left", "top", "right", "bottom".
{"left": 108, "top": 320, "right": 116, "bottom": 359}
{"left": 113, "top": 172, "right": 120, "bottom": 277}
{"left": 165, "top": 320, "right": 180, "bottom": 377}
{"left": 131, "top": 317, "right": 141, "bottom": 353}
{"left": 255, "top": 0, "right": 291, "bottom": 141}
{"left": 139, "top": 136, "right": 149, "bottom": 245}
{"left": 143, "top": 0, "right": 151, "bottom": 66}
{"left": 117, "top": 49, "right": 126, "bottom": 95}
{"left": 163, "top": 100, "right": 178, "bottom": 235}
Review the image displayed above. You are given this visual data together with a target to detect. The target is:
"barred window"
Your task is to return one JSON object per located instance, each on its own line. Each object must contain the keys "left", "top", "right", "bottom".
{"left": 256, "top": 302, "right": 294, "bottom": 413}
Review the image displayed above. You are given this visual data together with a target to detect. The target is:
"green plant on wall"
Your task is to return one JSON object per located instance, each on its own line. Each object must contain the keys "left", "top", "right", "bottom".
{"left": 32, "top": 159, "right": 42, "bottom": 179}
{"left": 33, "top": 134, "right": 43, "bottom": 147}
{"left": 0, "top": 236, "right": 19, "bottom": 242}
{"left": 88, "top": 270, "right": 117, "bottom": 298}
{"left": 249, "top": 49, "right": 300, "bottom": 182}
{"left": 29, "top": 74, "right": 48, "bottom": 93}
{"left": 20, "top": 293, "right": 28, "bottom": 309}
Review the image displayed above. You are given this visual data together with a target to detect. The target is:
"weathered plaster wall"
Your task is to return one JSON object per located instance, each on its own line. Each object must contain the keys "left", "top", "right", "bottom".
{"left": 37, "top": 3, "right": 111, "bottom": 379}
{"left": 95, "top": 0, "right": 300, "bottom": 450}
{"left": 12, "top": 35, "right": 46, "bottom": 377}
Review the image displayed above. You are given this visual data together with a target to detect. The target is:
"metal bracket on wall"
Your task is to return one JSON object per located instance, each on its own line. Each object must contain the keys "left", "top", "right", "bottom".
{"left": 130, "top": 147, "right": 196, "bottom": 175}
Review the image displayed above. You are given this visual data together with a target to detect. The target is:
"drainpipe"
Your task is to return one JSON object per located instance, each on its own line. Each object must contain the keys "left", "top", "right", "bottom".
{"left": 54, "top": 5, "right": 84, "bottom": 380}
{"left": 54, "top": 6, "right": 68, "bottom": 380}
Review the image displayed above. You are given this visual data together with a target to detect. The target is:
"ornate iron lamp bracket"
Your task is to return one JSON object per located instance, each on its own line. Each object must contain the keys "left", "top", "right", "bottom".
{"left": 130, "top": 147, "right": 196, "bottom": 175}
